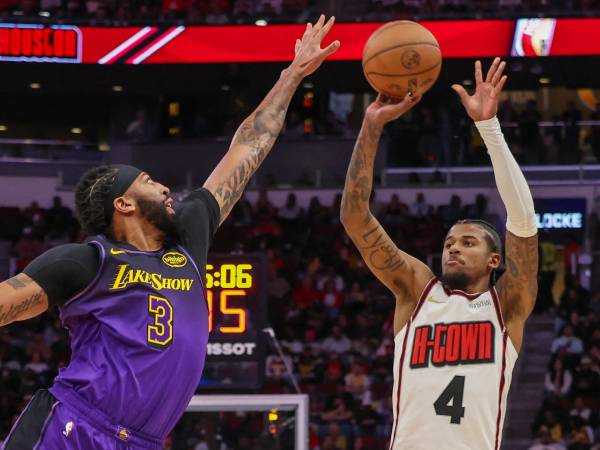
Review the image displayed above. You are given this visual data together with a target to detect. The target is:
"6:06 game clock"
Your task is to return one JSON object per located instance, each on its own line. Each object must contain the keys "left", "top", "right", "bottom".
{"left": 198, "top": 253, "right": 267, "bottom": 391}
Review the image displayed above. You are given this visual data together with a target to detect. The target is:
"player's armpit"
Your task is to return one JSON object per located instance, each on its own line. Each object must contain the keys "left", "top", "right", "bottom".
{"left": 496, "top": 231, "right": 538, "bottom": 350}
{"left": 0, "top": 273, "right": 48, "bottom": 327}
{"left": 345, "top": 213, "right": 433, "bottom": 302}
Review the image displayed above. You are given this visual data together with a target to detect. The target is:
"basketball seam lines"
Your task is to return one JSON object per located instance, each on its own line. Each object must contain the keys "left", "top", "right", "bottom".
{"left": 365, "top": 60, "right": 442, "bottom": 78}
{"left": 363, "top": 41, "right": 440, "bottom": 66}
{"left": 364, "top": 20, "right": 421, "bottom": 44}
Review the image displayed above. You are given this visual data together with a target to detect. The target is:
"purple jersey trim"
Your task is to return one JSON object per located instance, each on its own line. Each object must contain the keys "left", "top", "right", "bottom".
{"left": 175, "top": 244, "right": 208, "bottom": 309}
{"left": 60, "top": 241, "right": 106, "bottom": 310}
{"left": 32, "top": 401, "right": 59, "bottom": 450}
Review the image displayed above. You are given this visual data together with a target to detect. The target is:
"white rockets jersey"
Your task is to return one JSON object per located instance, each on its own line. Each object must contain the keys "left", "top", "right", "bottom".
{"left": 390, "top": 277, "right": 518, "bottom": 450}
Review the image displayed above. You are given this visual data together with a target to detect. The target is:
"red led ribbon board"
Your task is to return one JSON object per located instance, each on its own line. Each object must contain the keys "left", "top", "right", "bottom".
{"left": 1, "top": 19, "right": 600, "bottom": 64}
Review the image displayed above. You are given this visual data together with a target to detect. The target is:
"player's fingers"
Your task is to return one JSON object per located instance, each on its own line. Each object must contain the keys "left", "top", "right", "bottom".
{"left": 494, "top": 75, "right": 508, "bottom": 95}
{"left": 491, "top": 61, "right": 506, "bottom": 86}
{"left": 451, "top": 84, "right": 470, "bottom": 102}
{"left": 295, "top": 39, "right": 301, "bottom": 54}
{"left": 313, "top": 14, "right": 325, "bottom": 32}
{"left": 319, "top": 16, "right": 335, "bottom": 39}
{"left": 485, "top": 57, "right": 501, "bottom": 83}
{"left": 302, "top": 22, "right": 312, "bottom": 40}
{"left": 475, "top": 60, "right": 483, "bottom": 85}
{"left": 320, "top": 40, "right": 340, "bottom": 57}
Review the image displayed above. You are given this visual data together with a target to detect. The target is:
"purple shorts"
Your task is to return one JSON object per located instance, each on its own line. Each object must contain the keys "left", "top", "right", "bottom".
{"left": 2, "top": 390, "right": 163, "bottom": 450}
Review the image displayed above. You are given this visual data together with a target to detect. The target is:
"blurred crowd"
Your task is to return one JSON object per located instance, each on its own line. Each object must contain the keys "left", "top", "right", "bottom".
{"left": 528, "top": 280, "right": 600, "bottom": 450}
{"left": 0, "top": 188, "right": 598, "bottom": 449}
{"left": 2, "top": 0, "right": 600, "bottom": 24}
{"left": 0, "top": 0, "right": 600, "bottom": 25}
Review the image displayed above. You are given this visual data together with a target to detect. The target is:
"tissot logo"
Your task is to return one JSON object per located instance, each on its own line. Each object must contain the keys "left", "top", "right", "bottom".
{"left": 0, "top": 24, "right": 82, "bottom": 63}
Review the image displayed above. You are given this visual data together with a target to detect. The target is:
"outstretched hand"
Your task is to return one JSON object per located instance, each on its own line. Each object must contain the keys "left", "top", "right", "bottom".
{"left": 364, "top": 93, "right": 422, "bottom": 129}
{"left": 452, "top": 57, "right": 507, "bottom": 122}
{"left": 290, "top": 14, "right": 340, "bottom": 78}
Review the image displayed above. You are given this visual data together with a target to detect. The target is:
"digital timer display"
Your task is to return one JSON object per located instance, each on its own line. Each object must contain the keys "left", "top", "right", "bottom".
{"left": 198, "top": 254, "right": 266, "bottom": 391}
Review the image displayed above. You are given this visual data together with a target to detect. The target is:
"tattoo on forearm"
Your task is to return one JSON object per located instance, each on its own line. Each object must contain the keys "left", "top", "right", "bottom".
{"left": 357, "top": 224, "right": 406, "bottom": 272}
{"left": 0, "top": 289, "right": 44, "bottom": 326}
{"left": 6, "top": 274, "right": 34, "bottom": 290}
{"left": 213, "top": 73, "right": 299, "bottom": 223}
{"left": 341, "top": 122, "right": 382, "bottom": 219}
{"left": 499, "top": 232, "right": 538, "bottom": 320}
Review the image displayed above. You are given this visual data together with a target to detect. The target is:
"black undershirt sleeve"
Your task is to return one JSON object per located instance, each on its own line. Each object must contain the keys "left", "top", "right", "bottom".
{"left": 23, "top": 243, "right": 99, "bottom": 308}
{"left": 175, "top": 188, "right": 220, "bottom": 277}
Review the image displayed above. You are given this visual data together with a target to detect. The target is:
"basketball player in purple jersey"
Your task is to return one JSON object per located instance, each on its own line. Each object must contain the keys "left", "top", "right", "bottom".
{"left": 341, "top": 59, "right": 538, "bottom": 449}
{"left": 0, "top": 16, "right": 340, "bottom": 450}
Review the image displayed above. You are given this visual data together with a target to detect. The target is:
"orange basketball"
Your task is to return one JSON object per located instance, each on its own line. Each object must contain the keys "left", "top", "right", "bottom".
{"left": 362, "top": 21, "right": 442, "bottom": 99}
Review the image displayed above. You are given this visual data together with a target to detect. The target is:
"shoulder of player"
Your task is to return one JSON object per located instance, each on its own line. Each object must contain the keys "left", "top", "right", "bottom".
{"left": 393, "top": 269, "right": 436, "bottom": 306}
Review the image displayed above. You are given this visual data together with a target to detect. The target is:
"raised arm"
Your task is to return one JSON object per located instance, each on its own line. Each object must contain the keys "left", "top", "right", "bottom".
{"left": 453, "top": 58, "right": 538, "bottom": 352}
{"left": 203, "top": 15, "right": 340, "bottom": 225}
{"left": 0, "top": 273, "right": 47, "bottom": 327}
{"left": 341, "top": 94, "right": 433, "bottom": 331}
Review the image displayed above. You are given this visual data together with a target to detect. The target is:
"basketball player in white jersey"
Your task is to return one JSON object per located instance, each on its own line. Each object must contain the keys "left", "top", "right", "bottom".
{"left": 340, "top": 58, "right": 538, "bottom": 450}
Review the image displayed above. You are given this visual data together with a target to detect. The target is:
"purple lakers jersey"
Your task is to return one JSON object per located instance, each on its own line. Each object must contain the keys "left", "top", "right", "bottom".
{"left": 49, "top": 235, "right": 209, "bottom": 440}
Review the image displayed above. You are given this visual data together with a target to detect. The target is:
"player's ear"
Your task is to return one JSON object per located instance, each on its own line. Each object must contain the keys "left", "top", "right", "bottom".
{"left": 113, "top": 195, "right": 135, "bottom": 215}
{"left": 488, "top": 252, "right": 501, "bottom": 270}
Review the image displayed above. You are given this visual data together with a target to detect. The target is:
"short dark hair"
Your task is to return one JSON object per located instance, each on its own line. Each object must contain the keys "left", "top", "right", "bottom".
{"left": 74, "top": 165, "right": 120, "bottom": 237}
{"left": 454, "top": 219, "right": 503, "bottom": 255}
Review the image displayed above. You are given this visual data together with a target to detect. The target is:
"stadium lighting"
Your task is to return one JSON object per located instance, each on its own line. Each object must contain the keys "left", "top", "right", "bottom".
{"left": 303, "top": 83, "right": 314, "bottom": 89}
{"left": 0, "top": 125, "right": 7, "bottom": 131}
{"left": 255, "top": 19, "right": 268, "bottom": 26}
{"left": 71, "top": 127, "right": 83, "bottom": 134}
{"left": 112, "top": 85, "right": 124, "bottom": 92}
{"left": 39, "top": 11, "right": 50, "bottom": 17}
{"left": 29, "top": 82, "right": 41, "bottom": 89}
{"left": 539, "top": 77, "right": 551, "bottom": 84}
{"left": 462, "top": 79, "right": 473, "bottom": 86}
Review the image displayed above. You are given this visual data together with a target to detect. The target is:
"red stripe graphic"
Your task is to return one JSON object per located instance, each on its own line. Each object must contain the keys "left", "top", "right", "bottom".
{"left": 494, "top": 332, "right": 508, "bottom": 450}
{"left": 97, "top": 26, "right": 157, "bottom": 64}
{"left": 125, "top": 26, "right": 185, "bottom": 65}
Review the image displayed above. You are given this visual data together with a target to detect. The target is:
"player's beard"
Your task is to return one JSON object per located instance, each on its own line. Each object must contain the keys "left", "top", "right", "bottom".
{"left": 440, "top": 270, "right": 472, "bottom": 291}
{"left": 136, "top": 197, "right": 179, "bottom": 243}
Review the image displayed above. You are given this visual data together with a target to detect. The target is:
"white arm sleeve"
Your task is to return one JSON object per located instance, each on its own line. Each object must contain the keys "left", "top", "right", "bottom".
{"left": 475, "top": 117, "right": 537, "bottom": 238}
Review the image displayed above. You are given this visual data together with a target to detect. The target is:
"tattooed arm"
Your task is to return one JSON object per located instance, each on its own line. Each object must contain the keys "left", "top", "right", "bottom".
{"left": 453, "top": 58, "right": 538, "bottom": 352}
{"left": 0, "top": 273, "right": 48, "bottom": 327}
{"left": 204, "top": 15, "right": 340, "bottom": 225}
{"left": 496, "top": 232, "right": 538, "bottom": 352}
{"left": 341, "top": 94, "right": 433, "bottom": 334}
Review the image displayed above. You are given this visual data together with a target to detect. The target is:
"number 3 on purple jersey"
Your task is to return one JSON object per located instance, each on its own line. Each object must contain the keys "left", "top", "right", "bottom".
{"left": 147, "top": 295, "right": 174, "bottom": 348}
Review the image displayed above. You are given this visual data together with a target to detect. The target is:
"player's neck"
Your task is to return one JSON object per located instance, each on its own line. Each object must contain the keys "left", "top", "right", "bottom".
{"left": 442, "top": 276, "right": 490, "bottom": 295}
{"left": 112, "top": 218, "right": 164, "bottom": 251}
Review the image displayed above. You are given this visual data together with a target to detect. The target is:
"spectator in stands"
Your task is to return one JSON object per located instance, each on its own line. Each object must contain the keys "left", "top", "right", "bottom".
{"left": 528, "top": 425, "right": 567, "bottom": 450}
{"left": 293, "top": 275, "right": 320, "bottom": 308}
{"left": 519, "top": 100, "right": 543, "bottom": 164}
{"left": 345, "top": 362, "right": 371, "bottom": 403}
{"left": 321, "top": 326, "right": 352, "bottom": 354}
{"left": 321, "top": 422, "right": 348, "bottom": 450}
{"left": 570, "top": 396, "right": 593, "bottom": 423}
{"left": 410, "top": 192, "right": 431, "bottom": 217}
{"left": 278, "top": 192, "right": 303, "bottom": 222}
{"left": 438, "top": 194, "right": 462, "bottom": 230}
{"left": 228, "top": 192, "right": 253, "bottom": 227}
{"left": 544, "top": 357, "right": 573, "bottom": 401}
{"left": 12, "top": 226, "right": 44, "bottom": 273}
{"left": 379, "top": 194, "right": 409, "bottom": 227}
{"left": 320, "top": 279, "right": 344, "bottom": 318}
{"left": 45, "top": 196, "right": 73, "bottom": 238}
{"left": 571, "top": 356, "right": 600, "bottom": 398}
{"left": 552, "top": 325, "right": 584, "bottom": 359}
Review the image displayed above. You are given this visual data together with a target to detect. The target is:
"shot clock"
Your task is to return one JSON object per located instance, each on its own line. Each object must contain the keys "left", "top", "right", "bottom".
{"left": 198, "top": 253, "right": 267, "bottom": 391}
